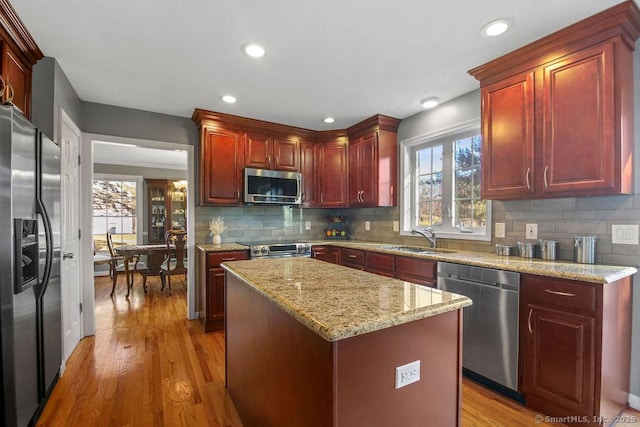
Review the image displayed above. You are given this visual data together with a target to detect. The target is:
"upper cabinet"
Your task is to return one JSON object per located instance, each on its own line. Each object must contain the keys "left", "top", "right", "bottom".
{"left": 0, "top": 0, "right": 44, "bottom": 119}
{"left": 347, "top": 115, "right": 400, "bottom": 207}
{"left": 245, "top": 132, "right": 300, "bottom": 171}
{"left": 199, "top": 126, "right": 245, "bottom": 206}
{"left": 316, "top": 132, "right": 349, "bottom": 208}
{"left": 469, "top": 1, "right": 640, "bottom": 200}
{"left": 300, "top": 140, "right": 317, "bottom": 207}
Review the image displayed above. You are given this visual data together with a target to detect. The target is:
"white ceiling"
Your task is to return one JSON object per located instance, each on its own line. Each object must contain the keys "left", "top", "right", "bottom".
{"left": 12, "top": 0, "right": 627, "bottom": 131}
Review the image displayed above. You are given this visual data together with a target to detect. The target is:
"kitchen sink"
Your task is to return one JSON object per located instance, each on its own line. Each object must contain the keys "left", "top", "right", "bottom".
{"left": 378, "top": 245, "right": 456, "bottom": 255}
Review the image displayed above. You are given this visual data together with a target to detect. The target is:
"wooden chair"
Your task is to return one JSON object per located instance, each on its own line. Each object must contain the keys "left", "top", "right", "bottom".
{"left": 160, "top": 230, "right": 187, "bottom": 295}
{"left": 106, "top": 232, "right": 147, "bottom": 296}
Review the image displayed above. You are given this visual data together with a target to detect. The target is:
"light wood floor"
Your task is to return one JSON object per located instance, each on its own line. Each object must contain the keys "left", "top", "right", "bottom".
{"left": 37, "top": 275, "right": 636, "bottom": 426}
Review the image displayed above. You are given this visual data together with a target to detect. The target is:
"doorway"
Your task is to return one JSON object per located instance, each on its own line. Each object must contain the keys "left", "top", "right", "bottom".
{"left": 80, "top": 134, "right": 196, "bottom": 336}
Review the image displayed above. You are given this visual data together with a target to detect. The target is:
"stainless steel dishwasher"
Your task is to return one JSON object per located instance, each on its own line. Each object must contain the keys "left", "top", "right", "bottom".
{"left": 437, "top": 262, "right": 520, "bottom": 396}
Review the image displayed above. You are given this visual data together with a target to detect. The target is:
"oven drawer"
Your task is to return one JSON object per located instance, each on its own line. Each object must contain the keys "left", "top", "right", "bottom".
{"left": 207, "top": 250, "right": 249, "bottom": 268}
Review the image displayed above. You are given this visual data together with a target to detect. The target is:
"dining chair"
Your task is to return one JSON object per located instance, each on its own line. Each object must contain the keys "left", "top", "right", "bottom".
{"left": 160, "top": 230, "right": 187, "bottom": 295}
{"left": 106, "top": 232, "right": 147, "bottom": 296}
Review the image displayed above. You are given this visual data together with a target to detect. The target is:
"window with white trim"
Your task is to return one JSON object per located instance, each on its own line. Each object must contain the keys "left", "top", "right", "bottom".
{"left": 400, "top": 122, "right": 491, "bottom": 241}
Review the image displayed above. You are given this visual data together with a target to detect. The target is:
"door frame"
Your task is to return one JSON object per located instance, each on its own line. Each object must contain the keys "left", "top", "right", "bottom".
{"left": 79, "top": 133, "right": 196, "bottom": 336}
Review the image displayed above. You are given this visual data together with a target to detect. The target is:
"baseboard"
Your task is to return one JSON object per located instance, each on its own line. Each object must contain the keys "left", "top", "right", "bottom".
{"left": 629, "top": 393, "right": 640, "bottom": 411}
{"left": 60, "top": 360, "right": 66, "bottom": 377}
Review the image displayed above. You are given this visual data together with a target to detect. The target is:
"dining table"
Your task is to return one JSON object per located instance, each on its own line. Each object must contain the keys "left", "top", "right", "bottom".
{"left": 114, "top": 244, "right": 171, "bottom": 296}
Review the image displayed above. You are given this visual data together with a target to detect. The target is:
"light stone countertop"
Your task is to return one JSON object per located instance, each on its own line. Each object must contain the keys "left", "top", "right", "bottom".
{"left": 313, "top": 241, "right": 638, "bottom": 284}
{"left": 222, "top": 257, "right": 472, "bottom": 342}
{"left": 196, "top": 243, "right": 250, "bottom": 252}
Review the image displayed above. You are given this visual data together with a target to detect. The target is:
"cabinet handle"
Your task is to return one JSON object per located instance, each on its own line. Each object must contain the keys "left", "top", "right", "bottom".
{"left": 527, "top": 308, "right": 533, "bottom": 334}
{"left": 544, "top": 289, "right": 576, "bottom": 297}
{"left": 0, "top": 76, "right": 5, "bottom": 98}
{"left": 236, "top": 189, "right": 240, "bottom": 201}
{"left": 267, "top": 154, "right": 271, "bottom": 165}
{"left": 360, "top": 190, "right": 364, "bottom": 203}
{"left": 5, "top": 83, "right": 14, "bottom": 104}
{"left": 275, "top": 155, "right": 279, "bottom": 166}
{"left": 348, "top": 254, "right": 357, "bottom": 258}
{"left": 525, "top": 168, "right": 531, "bottom": 190}
{"left": 543, "top": 166, "right": 549, "bottom": 188}
{"left": 220, "top": 257, "right": 236, "bottom": 262}
{"left": 390, "top": 185, "right": 394, "bottom": 199}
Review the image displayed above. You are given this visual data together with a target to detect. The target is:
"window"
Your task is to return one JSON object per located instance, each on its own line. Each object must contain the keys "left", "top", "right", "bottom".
{"left": 92, "top": 175, "right": 143, "bottom": 252}
{"left": 401, "top": 122, "right": 491, "bottom": 240}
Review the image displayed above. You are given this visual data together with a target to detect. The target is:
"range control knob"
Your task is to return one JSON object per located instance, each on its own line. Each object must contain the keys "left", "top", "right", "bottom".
{"left": 252, "top": 247, "right": 261, "bottom": 255}
{"left": 260, "top": 246, "right": 268, "bottom": 254}
{"left": 305, "top": 244, "right": 311, "bottom": 252}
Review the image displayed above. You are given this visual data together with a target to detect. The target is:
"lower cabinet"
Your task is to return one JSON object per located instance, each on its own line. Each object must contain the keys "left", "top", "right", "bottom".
{"left": 311, "top": 245, "right": 341, "bottom": 264}
{"left": 197, "top": 248, "right": 249, "bottom": 332}
{"left": 521, "top": 274, "right": 632, "bottom": 425}
{"left": 365, "top": 251, "right": 395, "bottom": 277}
{"left": 395, "top": 256, "right": 437, "bottom": 287}
{"left": 341, "top": 248, "right": 365, "bottom": 270}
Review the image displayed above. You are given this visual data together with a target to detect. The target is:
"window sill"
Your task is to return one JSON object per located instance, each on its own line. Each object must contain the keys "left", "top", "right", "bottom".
{"left": 400, "top": 230, "right": 491, "bottom": 242}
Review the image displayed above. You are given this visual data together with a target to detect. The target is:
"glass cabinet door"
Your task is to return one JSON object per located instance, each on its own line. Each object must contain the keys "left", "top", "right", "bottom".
{"left": 147, "top": 180, "right": 167, "bottom": 243}
{"left": 170, "top": 183, "right": 187, "bottom": 231}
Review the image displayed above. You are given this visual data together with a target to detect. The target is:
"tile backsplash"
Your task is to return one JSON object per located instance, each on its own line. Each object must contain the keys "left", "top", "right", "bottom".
{"left": 195, "top": 194, "right": 640, "bottom": 267}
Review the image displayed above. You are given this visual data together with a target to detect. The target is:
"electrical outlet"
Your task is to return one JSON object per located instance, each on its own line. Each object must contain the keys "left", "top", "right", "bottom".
{"left": 395, "top": 360, "right": 420, "bottom": 389}
{"left": 495, "top": 222, "right": 506, "bottom": 238}
{"left": 365, "top": 221, "right": 370, "bottom": 231}
{"left": 393, "top": 221, "right": 400, "bottom": 232}
{"left": 525, "top": 223, "right": 538, "bottom": 240}
{"left": 305, "top": 221, "right": 311, "bottom": 231}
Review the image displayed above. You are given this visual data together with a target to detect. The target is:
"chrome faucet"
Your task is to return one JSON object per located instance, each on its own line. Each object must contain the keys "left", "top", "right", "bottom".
{"left": 411, "top": 227, "right": 437, "bottom": 248}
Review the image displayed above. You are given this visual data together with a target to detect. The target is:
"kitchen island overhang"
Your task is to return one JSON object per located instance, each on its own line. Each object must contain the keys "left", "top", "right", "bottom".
{"left": 222, "top": 257, "right": 472, "bottom": 427}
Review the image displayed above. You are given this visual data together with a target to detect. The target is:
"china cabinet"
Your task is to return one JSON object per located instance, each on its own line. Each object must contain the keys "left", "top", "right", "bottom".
{"left": 146, "top": 179, "right": 187, "bottom": 244}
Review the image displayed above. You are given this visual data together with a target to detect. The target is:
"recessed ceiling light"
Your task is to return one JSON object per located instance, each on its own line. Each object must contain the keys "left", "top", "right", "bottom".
{"left": 221, "top": 95, "right": 237, "bottom": 104}
{"left": 323, "top": 117, "right": 335, "bottom": 124}
{"left": 242, "top": 43, "right": 266, "bottom": 58}
{"left": 420, "top": 97, "right": 440, "bottom": 109}
{"left": 481, "top": 18, "right": 513, "bottom": 37}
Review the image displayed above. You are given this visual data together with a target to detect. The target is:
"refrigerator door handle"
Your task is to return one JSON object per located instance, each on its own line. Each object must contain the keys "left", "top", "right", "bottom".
{"left": 35, "top": 201, "right": 53, "bottom": 300}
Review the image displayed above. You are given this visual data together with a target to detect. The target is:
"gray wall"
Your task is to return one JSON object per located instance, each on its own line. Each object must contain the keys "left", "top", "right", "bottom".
{"left": 31, "top": 57, "right": 83, "bottom": 141}
{"left": 82, "top": 101, "right": 197, "bottom": 146}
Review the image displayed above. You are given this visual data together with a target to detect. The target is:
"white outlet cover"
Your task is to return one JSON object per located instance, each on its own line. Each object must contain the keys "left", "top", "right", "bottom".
{"left": 305, "top": 221, "right": 311, "bottom": 231}
{"left": 495, "top": 222, "right": 506, "bottom": 238}
{"left": 365, "top": 221, "right": 370, "bottom": 231}
{"left": 395, "top": 360, "right": 420, "bottom": 389}
{"left": 612, "top": 224, "right": 639, "bottom": 245}
{"left": 526, "top": 223, "right": 538, "bottom": 240}
{"left": 393, "top": 221, "right": 400, "bottom": 232}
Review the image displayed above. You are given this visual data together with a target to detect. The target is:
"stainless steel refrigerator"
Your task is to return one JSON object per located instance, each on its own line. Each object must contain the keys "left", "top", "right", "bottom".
{"left": 0, "top": 104, "right": 62, "bottom": 427}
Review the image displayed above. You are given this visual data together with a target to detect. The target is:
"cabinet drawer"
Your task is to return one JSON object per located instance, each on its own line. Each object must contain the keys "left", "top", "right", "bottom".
{"left": 207, "top": 250, "right": 249, "bottom": 268}
{"left": 341, "top": 248, "right": 365, "bottom": 268}
{"left": 524, "top": 275, "right": 597, "bottom": 315}
{"left": 365, "top": 251, "right": 395, "bottom": 276}
{"left": 395, "top": 256, "right": 436, "bottom": 279}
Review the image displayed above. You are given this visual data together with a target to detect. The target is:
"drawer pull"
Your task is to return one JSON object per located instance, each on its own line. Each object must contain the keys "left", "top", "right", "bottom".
{"left": 348, "top": 254, "right": 357, "bottom": 258}
{"left": 528, "top": 308, "right": 532, "bottom": 334}
{"left": 543, "top": 166, "right": 549, "bottom": 188}
{"left": 525, "top": 168, "right": 531, "bottom": 190}
{"left": 220, "top": 257, "right": 236, "bottom": 262}
{"left": 544, "top": 289, "right": 576, "bottom": 297}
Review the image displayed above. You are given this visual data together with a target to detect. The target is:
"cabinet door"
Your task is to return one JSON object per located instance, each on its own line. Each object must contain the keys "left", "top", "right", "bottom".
{"left": 395, "top": 256, "right": 437, "bottom": 287}
{"left": 146, "top": 179, "right": 169, "bottom": 244}
{"left": 358, "top": 133, "right": 378, "bottom": 205}
{"left": 481, "top": 72, "right": 535, "bottom": 199}
{"left": 207, "top": 267, "right": 226, "bottom": 323}
{"left": 244, "top": 131, "right": 272, "bottom": 169}
{"left": 273, "top": 137, "right": 299, "bottom": 171}
{"left": 300, "top": 141, "right": 316, "bottom": 207}
{"left": 365, "top": 251, "right": 394, "bottom": 277}
{"left": 1, "top": 41, "right": 31, "bottom": 118}
{"left": 317, "top": 141, "right": 348, "bottom": 207}
{"left": 201, "top": 128, "right": 243, "bottom": 205}
{"left": 523, "top": 304, "right": 595, "bottom": 417}
{"left": 541, "top": 42, "right": 616, "bottom": 196}
{"left": 312, "top": 246, "right": 340, "bottom": 264}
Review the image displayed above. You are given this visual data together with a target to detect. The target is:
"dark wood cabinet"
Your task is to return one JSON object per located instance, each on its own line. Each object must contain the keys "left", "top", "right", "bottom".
{"left": 300, "top": 140, "right": 317, "bottom": 207}
{"left": 244, "top": 132, "right": 300, "bottom": 171}
{"left": 0, "top": 2, "right": 42, "bottom": 120}
{"left": 198, "top": 127, "right": 244, "bottom": 205}
{"left": 347, "top": 116, "right": 400, "bottom": 207}
{"left": 311, "top": 245, "right": 341, "bottom": 264}
{"left": 469, "top": 2, "right": 638, "bottom": 200}
{"left": 317, "top": 140, "right": 349, "bottom": 208}
{"left": 365, "top": 251, "right": 395, "bottom": 277}
{"left": 146, "top": 179, "right": 187, "bottom": 244}
{"left": 394, "top": 256, "right": 437, "bottom": 287}
{"left": 197, "top": 248, "right": 249, "bottom": 332}
{"left": 521, "top": 274, "right": 632, "bottom": 425}
{"left": 480, "top": 72, "right": 535, "bottom": 199}
{"left": 341, "top": 248, "right": 365, "bottom": 270}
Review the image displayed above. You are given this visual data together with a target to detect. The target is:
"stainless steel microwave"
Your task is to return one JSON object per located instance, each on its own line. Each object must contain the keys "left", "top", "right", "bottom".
{"left": 244, "top": 168, "right": 302, "bottom": 205}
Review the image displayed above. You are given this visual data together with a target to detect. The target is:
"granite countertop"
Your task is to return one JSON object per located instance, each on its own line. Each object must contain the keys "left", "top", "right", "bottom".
{"left": 196, "top": 243, "right": 250, "bottom": 252}
{"left": 222, "top": 257, "right": 472, "bottom": 342}
{"left": 315, "top": 241, "right": 637, "bottom": 284}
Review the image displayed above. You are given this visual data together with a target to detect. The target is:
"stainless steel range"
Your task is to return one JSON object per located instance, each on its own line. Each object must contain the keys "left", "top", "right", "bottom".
{"left": 249, "top": 242, "right": 312, "bottom": 259}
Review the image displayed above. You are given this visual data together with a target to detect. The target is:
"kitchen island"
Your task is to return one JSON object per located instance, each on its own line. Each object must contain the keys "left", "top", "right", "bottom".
{"left": 222, "top": 257, "right": 472, "bottom": 427}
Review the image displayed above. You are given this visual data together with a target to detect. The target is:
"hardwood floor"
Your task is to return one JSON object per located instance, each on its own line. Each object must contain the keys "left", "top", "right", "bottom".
{"left": 37, "top": 275, "right": 636, "bottom": 426}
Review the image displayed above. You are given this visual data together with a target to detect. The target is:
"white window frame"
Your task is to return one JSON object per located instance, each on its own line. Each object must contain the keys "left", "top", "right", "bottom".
{"left": 92, "top": 173, "right": 145, "bottom": 246}
{"left": 400, "top": 119, "right": 491, "bottom": 241}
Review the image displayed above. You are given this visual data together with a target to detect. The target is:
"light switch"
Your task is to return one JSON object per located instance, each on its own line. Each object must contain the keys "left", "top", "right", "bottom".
{"left": 393, "top": 221, "right": 399, "bottom": 232}
{"left": 612, "top": 224, "right": 638, "bottom": 245}
{"left": 495, "top": 223, "right": 506, "bottom": 238}
{"left": 305, "top": 221, "right": 311, "bottom": 231}
{"left": 365, "top": 221, "right": 371, "bottom": 231}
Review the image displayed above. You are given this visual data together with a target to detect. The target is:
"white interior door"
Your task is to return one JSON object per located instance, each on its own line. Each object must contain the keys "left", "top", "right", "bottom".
{"left": 60, "top": 109, "right": 82, "bottom": 365}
